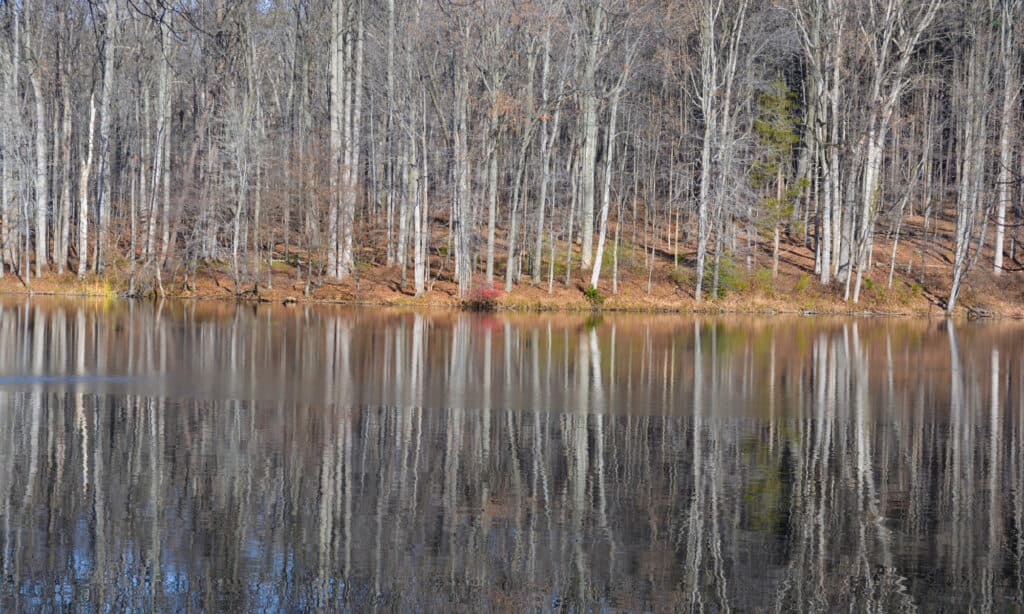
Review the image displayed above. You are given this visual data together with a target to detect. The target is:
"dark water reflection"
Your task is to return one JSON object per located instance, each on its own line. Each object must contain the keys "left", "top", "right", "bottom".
{"left": 0, "top": 298, "right": 1022, "bottom": 612}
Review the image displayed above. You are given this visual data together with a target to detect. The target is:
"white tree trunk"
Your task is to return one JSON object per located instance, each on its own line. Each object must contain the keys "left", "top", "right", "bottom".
{"left": 77, "top": 95, "right": 96, "bottom": 279}
{"left": 340, "top": 1, "right": 364, "bottom": 277}
{"left": 157, "top": 24, "right": 175, "bottom": 276}
{"left": 328, "top": 0, "right": 345, "bottom": 279}
{"left": 57, "top": 75, "right": 72, "bottom": 273}
{"left": 695, "top": 0, "right": 719, "bottom": 302}
{"left": 949, "top": 35, "right": 986, "bottom": 314}
{"left": 590, "top": 85, "right": 623, "bottom": 290}
{"left": 411, "top": 147, "right": 424, "bottom": 296}
{"left": 145, "top": 88, "right": 161, "bottom": 264}
{"left": 384, "top": 0, "right": 396, "bottom": 267}
{"left": 453, "top": 28, "right": 473, "bottom": 296}
{"left": 578, "top": 3, "right": 603, "bottom": 271}
{"left": 30, "top": 73, "right": 46, "bottom": 278}
{"left": 414, "top": 108, "right": 430, "bottom": 297}
{"left": 485, "top": 124, "right": 498, "bottom": 283}
{"left": 994, "top": 0, "right": 1020, "bottom": 274}
{"left": 95, "top": 0, "right": 116, "bottom": 274}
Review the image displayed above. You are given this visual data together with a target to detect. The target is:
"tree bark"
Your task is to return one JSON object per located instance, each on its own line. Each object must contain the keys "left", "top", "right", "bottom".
{"left": 578, "top": 2, "right": 603, "bottom": 271}
{"left": 95, "top": 0, "right": 117, "bottom": 275}
{"left": 78, "top": 95, "right": 96, "bottom": 279}
{"left": 590, "top": 83, "right": 624, "bottom": 289}
{"left": 30, "top": 72, "right": 46, "bottom": 278}
{"left": 994, "top": 0, "right": 1020, "bottom": 274}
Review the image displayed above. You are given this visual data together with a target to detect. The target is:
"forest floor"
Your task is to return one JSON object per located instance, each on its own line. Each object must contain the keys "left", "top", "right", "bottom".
{"left": 1, "top": 208, "right": 1022, "bottom": 318}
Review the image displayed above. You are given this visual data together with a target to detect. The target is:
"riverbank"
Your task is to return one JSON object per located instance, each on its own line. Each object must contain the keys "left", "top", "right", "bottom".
{"left": 0, "top": 252, "right": 1014, "bottom": 318}
{"left": 1, "top": 212, "right": 1019, "bottom": 317}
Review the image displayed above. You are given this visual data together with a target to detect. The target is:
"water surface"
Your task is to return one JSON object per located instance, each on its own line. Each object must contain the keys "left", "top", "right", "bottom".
{"left": 0, "top": 298, "right": 1021, "bottom": 611}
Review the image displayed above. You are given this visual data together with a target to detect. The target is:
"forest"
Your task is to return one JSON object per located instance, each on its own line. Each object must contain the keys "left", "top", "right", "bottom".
{"left": 0, "top": 0, "right": 1021, "bottom": 314}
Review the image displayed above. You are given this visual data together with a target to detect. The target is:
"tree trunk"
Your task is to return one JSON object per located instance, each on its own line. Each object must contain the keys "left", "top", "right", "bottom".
{"left": 384, "top": 0, "right": 396, "bottom": 267}
{"left": 454, "top": 28, "right": 473, "bottom": 296}
{"left": 78, "top": 95, "right": 96, "bottom": 279}
{"left": 578, "top": 3, "right": 603, "bottom": 271}
{"left": 0, "top": 10, "right": 17, "bottom": 277}
{"left": 328, "top": 0, "right": 345, "bottom": 279}
{"left": 590, "top": 84, "right": 623, "bottom": 290}
{"left": 57, "top": 70, "right": 72, "bottom": 274}
{"left": 340, "top": 0, "right": 364, "bottom": 277}
{"left": 695, "top": 0, "right": 717, "bottom": 302}
{"left": 949, "top": 28, "right": 988, "bottom": 314}
{"left": 532, "top": 32, "right": 558, "bottom": 284}
{"left": 158, "top": 15, "right": 173, "bottom": 269}
{"left": 30, "top": 73, "right": 47, "bottom": 279}
{"left": 95, "top": 0, "right": 116, "bottom": 274}
{"left": 994, "top": 0, "right": 1020, "bottom": 274}
{"left": 485, "top": 120, "right": 498, "bottom": 283}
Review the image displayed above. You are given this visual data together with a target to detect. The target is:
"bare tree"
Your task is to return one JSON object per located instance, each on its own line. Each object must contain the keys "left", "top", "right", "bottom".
{"left": 993, "top": 0, "right": 1021, "bottom": 274}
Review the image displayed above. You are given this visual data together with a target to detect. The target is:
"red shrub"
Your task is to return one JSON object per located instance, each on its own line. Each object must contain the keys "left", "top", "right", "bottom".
{"left": 462, "top": 280, "right": 504, "bottom": 311}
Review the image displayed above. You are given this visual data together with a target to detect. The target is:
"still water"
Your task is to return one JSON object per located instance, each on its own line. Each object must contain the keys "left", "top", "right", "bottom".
{"left": 0, "top": 298, "right": 1021, "bottom": 612}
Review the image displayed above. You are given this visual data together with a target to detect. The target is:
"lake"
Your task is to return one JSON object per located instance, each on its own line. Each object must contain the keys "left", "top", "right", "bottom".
{"left": 0, "top": 298, "right": 1021, "bottom": 611}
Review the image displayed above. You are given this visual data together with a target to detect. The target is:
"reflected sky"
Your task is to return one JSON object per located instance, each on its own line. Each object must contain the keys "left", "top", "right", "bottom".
{"left": 0, "top": 298, "right": 1021, "bottom": 611}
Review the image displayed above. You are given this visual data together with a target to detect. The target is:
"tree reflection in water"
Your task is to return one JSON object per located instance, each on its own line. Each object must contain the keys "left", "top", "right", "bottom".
{"left": 0, "top": 299, "right": 1021, "bottom": 611}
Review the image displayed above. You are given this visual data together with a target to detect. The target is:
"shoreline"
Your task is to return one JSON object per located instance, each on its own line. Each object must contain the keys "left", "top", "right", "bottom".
{"left": 0, "top": 210, "right": 1018, "bottom": 320}
{"left": 0, "top": 275, "right": 986, "bottom": 319}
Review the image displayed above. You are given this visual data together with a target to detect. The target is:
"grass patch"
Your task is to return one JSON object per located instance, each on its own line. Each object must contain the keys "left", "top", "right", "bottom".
{"left": 271, "top": 259, "right": 295, "bottom": 272}
{"left": 539, "top": 254, "right": 568, "bottom": 279}
{"left": 583, "top": 285, "right": 605, "bottom": 307}
{"left": 602, "top": 244, "right": 642, "bottom": 274}
{"left": 752, "top": 266, "right": 775, "bottom": 298}
{"left": 669, "top": 266, "right": 694, "bottom": 290}
{"left": 710, "top": 256, "right": 748, "bottom": 299}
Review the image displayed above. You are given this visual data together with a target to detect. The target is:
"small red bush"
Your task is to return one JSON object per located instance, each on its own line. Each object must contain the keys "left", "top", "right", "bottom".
{"left": 462, "top": 281, "right": 504, "bottom": 311}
